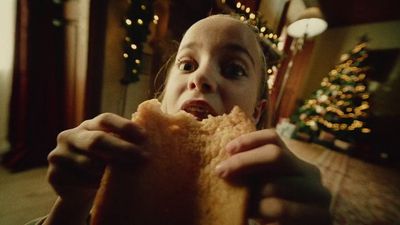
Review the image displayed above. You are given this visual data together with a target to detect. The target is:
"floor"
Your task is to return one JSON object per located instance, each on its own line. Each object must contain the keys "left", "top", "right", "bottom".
{"left": 0, "top": 166, "right": 57, "bottom": 225}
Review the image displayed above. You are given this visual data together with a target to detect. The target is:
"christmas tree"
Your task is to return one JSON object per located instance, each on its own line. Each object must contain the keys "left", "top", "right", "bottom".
{"left": 121, "top": 0, "right": 154, "bottom": 84}
{"left": 290, "top": 37, "right": 372, "bottom": 148}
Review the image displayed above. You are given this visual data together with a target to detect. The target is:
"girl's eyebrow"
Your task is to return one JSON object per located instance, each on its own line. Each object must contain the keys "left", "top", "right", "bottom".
{"left": 178, "top": 42, "right": 202, "bottom": 52}
{"left": 178, "top": 42, "right": 256, "bottom": 67}
{"left": 221, "top": 43, "right": 256, "bottom": 67}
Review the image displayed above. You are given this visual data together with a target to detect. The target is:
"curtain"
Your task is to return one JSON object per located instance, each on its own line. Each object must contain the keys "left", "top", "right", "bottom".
{"left": 3, "top": 0, "right": 66, "bottom": 171}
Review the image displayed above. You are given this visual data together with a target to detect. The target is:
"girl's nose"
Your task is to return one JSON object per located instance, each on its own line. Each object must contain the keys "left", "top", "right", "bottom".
{"left": 188, "top": 67, "right": 217, "bottom": 93}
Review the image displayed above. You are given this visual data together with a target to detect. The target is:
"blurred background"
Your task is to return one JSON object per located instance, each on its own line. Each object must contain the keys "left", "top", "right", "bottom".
{"left": 0, "top": 0, "right": 399, "bottom": 224}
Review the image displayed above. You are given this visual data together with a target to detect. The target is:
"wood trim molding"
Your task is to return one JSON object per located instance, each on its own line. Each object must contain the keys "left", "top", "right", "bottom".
{"left": 63, "top": 0, "right": 90, "bottom": 127}
{"left": 85, "top": 0, "right": 108, "bottom": 119}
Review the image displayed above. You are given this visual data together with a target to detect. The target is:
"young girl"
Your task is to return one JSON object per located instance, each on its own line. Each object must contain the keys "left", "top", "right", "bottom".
{"left": 33, "top": 14, "right": 331, "bottom": 225}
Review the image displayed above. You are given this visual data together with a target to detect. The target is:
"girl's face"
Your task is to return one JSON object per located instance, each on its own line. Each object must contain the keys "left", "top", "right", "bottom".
{"left": 161, "top": 15, "right": 265, "bottom": 123}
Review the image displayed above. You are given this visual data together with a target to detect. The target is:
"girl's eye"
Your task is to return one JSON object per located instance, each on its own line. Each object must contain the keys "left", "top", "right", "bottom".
{"left": 177, "top": 60, "right": 197, "bottom": 72}
{"left": 222, "top": 62, "right": 247, "bottom": 79}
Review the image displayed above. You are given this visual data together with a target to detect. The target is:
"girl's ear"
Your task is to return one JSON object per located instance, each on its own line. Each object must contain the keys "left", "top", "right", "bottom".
{"left": 252, "top": 99, "right": 267, "bottom": 124}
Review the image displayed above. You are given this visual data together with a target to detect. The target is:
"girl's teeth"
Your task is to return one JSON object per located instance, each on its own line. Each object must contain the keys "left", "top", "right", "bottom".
{"left": 188, "top": 106, "right": 208, "bottom": 114}
{"left": 184, "top": 106, "right": 211, "bottom": 120}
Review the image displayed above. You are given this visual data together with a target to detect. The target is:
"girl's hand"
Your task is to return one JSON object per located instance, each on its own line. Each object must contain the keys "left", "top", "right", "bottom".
{"left": 47, "top": 113, "right": 147, "bottom": 202}
{"left": 216, "top": 129, "right": 331, "bottom": 225}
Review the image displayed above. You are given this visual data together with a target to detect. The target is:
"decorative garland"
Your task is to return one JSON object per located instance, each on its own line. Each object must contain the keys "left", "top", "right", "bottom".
{"left": 121, "top": 0, "right": 154, "bottom": 84}
{"left": 220, "top": 0, "right": 282, "bottom": 73}
{"left": 121, "top": 0, "right": 281, "bottom": 83}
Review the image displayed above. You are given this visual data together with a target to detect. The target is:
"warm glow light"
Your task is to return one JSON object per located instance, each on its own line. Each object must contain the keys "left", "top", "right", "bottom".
{"left": 132, "top": 69, "right": 138, "bottom": 74}
{"left": 236, "top": 2, "right": 241, "bottom": 8}
{"left": 135, "top": 59, "right": 141, "bottom": 64}
{"left": 137, "top": 19, "right": 143, "bottom": 25}
{"left": 287, "top": 7, "right": 328, "bottom": 39}
{"left": 249, "top": 13, "right": 256, "bottom": 20}
{"left": 141, "top": 5, "right": 146, "bottom": 10}
{"left": 240, "top": 16, "right": 245, "bottom": 21}
{"left": 125, "top": 19, "right": 132, "bottom": 25}
{"left": 125, "top": 37, "right": 130, "bottom": 42}
{"left": 153, "top": 15, "right": 160, "bottom": 24}
{"left": 362, "top": 94, "right": 369, "bottom": 99}
{"left": 123, "top": 53, "right": 129, "bottom": 58}
{"left": 221, "top": 0, "right": 226, "bottom": 3}
{"left": 287, "top": 18, "right": 327, "bottom": 38}
{"left": 355, "top": 85, "right": 366, "bottom": 92}
{"left": 131, "top": 44, "right": 137, "bottom": 50}
{"left": 245, "top": 7, "right": 251, "bottom": 13}
{"left": 260, "top": 27, "right": 266, "bottom": 33}
{"left": 362, "top": 128, "right": 371, "bottom": 133}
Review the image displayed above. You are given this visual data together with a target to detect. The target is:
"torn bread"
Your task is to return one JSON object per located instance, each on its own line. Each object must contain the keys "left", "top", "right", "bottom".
{"left": 91, "top": 99, "right": 256, "bottom": 225}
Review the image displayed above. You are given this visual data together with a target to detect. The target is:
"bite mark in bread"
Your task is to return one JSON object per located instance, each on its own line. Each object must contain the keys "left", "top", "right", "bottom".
{"left": 91, "top": 99, "right": 256, "bottom": 225}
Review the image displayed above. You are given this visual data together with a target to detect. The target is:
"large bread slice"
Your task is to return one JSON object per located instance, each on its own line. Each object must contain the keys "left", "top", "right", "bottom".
{"left": 91, "top": 99, "right": 256, "bottom": 225}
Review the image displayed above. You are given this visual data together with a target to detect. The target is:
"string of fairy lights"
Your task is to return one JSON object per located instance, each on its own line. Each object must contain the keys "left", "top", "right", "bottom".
{"left": 221, "top": 1, "right": 278, "bottom": 42}
{"left": 121, "top": 0, "right": 156, "bottom": 83}
{"left": 220, "top": 0, "right": 281, "bottom": 81}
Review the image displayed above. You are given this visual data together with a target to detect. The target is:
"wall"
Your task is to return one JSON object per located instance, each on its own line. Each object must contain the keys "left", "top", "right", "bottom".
{"left": 258, "top": 0, "right": 289, "bottom": 31}
{"left": 101, "top": 0, "right": 151, "bottom": 118}
{"left": 0, "top": 0, "right": 16, "bottom": 155}
{"left": 300, "top": 20, "right": 400, "bottom": 116}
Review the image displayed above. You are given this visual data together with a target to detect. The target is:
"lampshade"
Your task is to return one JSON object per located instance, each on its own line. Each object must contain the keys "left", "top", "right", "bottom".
{"left": 287, "top": 7, "right": 327, "bottom": 39}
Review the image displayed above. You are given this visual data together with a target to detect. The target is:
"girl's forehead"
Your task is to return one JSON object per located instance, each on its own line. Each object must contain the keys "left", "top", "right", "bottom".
{"left": 184, "top": 15, "right": 255, "bottom": 39}
{"left": 180, "top": 16, "right": 259, "bottom": 51}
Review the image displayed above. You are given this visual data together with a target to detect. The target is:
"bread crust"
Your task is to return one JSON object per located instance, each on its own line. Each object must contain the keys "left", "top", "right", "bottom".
{"left": 91, "top": 99, "right": 256, "bottom": 225}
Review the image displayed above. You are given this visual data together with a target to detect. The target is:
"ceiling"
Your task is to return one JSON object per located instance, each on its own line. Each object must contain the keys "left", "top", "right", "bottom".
{"left": 167, "top": 0, "right": 400, "bottom": 35}
{"left": 318, "top": 0, "right": 400, "bottom": 27}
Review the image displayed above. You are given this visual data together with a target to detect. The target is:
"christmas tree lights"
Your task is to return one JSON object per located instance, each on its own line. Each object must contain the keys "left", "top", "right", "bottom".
{"left": 291, "top": 37, "right": 372, "bottom": 146}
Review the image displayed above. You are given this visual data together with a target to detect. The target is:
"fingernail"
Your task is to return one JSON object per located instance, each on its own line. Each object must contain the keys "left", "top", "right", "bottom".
{"left": 215, "top": 163, "right": 228, "bottom": 178}
{"left": 225, "top": 141, "right": 238, "bottom": 155}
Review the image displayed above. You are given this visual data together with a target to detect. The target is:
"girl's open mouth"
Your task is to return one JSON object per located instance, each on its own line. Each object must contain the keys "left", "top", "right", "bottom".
{"left": 181, "top": 100, "right": 217, "bottom": 120}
